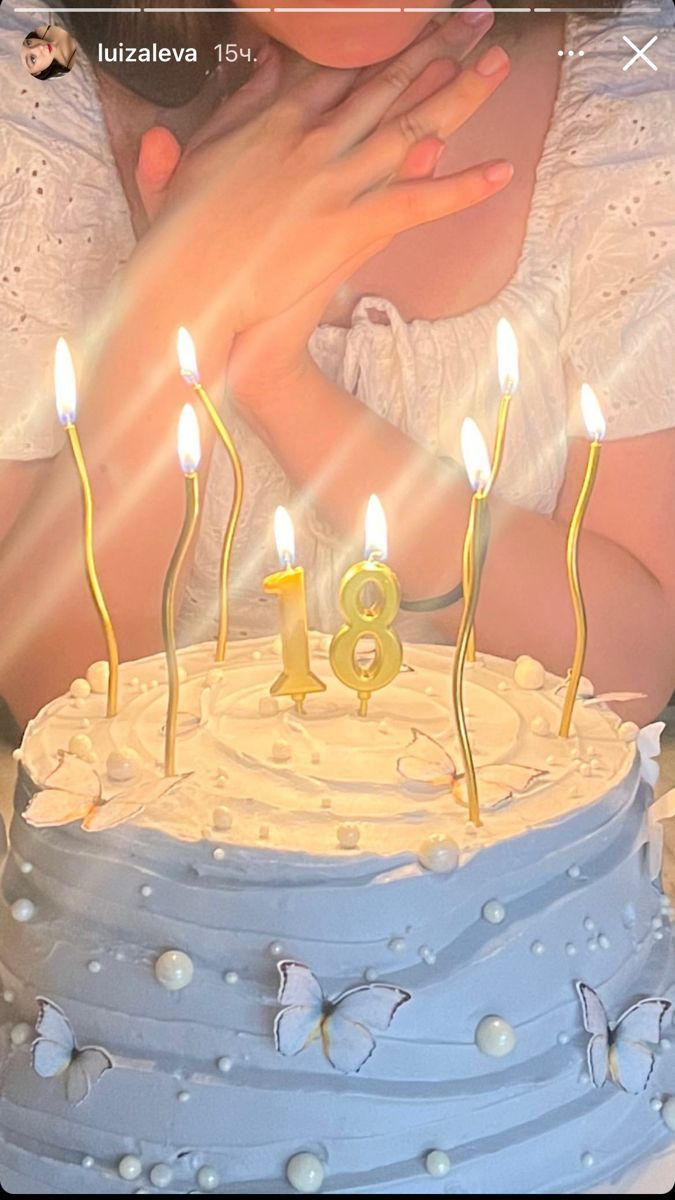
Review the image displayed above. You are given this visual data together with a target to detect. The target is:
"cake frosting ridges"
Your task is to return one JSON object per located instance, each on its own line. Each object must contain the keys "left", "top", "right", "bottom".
{"left": 1, "top": 638, "right": 674, "bottom": 1194}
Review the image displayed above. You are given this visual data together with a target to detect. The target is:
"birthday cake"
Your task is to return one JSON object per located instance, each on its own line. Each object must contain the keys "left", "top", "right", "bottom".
{"left": 1, "top": 633, "right": 674, "bottom": 1194}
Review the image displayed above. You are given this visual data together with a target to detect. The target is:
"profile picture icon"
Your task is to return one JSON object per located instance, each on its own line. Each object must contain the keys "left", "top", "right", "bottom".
{"left": 21, "top": 23, "right": 78, "bottom": 81}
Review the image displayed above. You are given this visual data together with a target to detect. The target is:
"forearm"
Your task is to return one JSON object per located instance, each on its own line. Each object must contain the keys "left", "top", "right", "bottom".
{"left": 243, "top": 357, "right": 675, "bottom": 721}
{"left": 0, "top": 250, "right": 234, "bottom": 726}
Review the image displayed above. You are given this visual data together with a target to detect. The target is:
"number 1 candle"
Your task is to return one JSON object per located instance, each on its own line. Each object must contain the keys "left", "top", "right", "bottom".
{"left": 451, "top": 420, "right": 492, "bottom": 827}
{"left": 329, "top": 495, "right": 403, "bottom": 718}
{"left": 263, "top": 506, "right": 325, "bottom": 714}
{"left": 559, "top": 385, "right": 605, "bottom": 738}
{"left": 162, "top": 404, "right": 201, "bottom": 776}
{"left": 54, "top": 338, "right": 119, "bottom": 717}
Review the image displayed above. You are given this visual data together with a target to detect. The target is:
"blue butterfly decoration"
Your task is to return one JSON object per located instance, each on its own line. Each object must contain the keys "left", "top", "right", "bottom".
{"left": 274, "top": 961, "right": 410, "bottom": 1075}
{"left": 576, "top": 981, "right": 671, "bottom": 1094}
{"left": 31, "top": 997, "right": 113, "bottom": 1105}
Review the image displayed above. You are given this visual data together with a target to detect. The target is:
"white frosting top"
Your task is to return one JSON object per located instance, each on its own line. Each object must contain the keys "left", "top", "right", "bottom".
{"left": 19, "top": 635, "right": 635, "bottom": 858}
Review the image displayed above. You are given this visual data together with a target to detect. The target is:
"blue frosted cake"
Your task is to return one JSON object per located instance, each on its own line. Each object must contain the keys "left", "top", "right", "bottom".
{"left": 1, "top": 634, "right": 674, "bottom": 1194}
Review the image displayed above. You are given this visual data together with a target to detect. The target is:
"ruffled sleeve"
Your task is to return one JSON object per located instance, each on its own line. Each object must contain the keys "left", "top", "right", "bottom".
{"left": 0, "top": 2, "right": 134, "bottom": 460}
{"left": 559, "top": 2, "right": 675, "bottom": 440}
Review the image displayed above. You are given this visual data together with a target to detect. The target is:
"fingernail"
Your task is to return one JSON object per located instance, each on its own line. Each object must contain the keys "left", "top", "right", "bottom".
{"left": 475, "top": 45, "right": 509, "bottom": 77}
{"left": 483, "top": 160, "right": 513, "bottom": 184}
{"left": 462, "top": 2, "right": 493, "bottom": 26}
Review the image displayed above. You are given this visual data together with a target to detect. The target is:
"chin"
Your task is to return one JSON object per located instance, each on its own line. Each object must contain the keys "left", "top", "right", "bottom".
{"left": 247, "top": 10, "right": 440, "bottom": 68}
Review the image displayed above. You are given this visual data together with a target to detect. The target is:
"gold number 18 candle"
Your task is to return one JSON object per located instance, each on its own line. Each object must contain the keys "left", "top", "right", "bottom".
{"left": 263, "top": 506, "right": 325, "bottom": 714}
{"left": 329, "top": 495, "right": 403, "bottom": 718}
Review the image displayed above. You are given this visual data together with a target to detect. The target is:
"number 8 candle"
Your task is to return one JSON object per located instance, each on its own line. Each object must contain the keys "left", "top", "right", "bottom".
{"left": 329, "top": 495, "right": 403, "bottom": 718}
{"left": 263, "top": 506, "right": 325, "bottom": 714}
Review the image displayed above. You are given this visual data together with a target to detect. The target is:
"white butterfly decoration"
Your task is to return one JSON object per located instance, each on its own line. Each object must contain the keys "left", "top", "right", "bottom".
{"left": 637, "top": 722, "right": 665, "bottom": 789}
{"left": 31, "top": 997, "right": 113, "bottom": 1105}
{"left": 576, "top": 981, "right": 671, "bottom": 1095}
{"left": 396, "top": 729, "right": 546, "bottom": 811}
{"left": 23, "top": 752, "right": 180, "bottom": 832}
{"left": 274, "top": 961, "right": 410, "bottom": 1075}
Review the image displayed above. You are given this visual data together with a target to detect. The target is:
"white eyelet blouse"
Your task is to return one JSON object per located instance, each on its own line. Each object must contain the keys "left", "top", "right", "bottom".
{"left": 1, "top": 1, "right": 673, "bottom": 644}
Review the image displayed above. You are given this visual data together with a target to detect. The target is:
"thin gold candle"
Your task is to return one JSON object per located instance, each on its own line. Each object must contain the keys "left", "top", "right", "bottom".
{"left": 451, "top": 419, "right": 492, "bottom": 827}
{"left": 330, "top": 495, "right": 403, "bottom": 718}
{"left": 162, "top": 404, "right": 201, "bottom": 776}
{"left": 263, "top": 506, "right": 326, "bottom": 714}
{"left": 467, "top": 318, "right": 519, "bottom": 663}
{"left": 559, "top": 385, "right": 605, "bottom": 738}
{"left": 54, "top": 338, "right": 119, "bottom": 717}
{"left": 177, "top": 327, "right": 243, "bottom": 664}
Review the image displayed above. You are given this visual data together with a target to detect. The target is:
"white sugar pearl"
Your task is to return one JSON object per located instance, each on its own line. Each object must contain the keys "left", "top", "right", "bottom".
{"left": 118, "top": 1155, "right": 142, "bottom": 1181}
{"left": 583, "top": 917, "right": 595, "bottom": 932}
{"left": 565, "top": 943, "right": 577, "bottom": 957}
{"left": 149, "top": 1163, "right": 173, "bottom": 1188}
{"left": 425, "top": 1150, "right": 451, "bottom": 1178}
{"left": 212, "top": 806, "right": 232, "bottom": 831}
{"left": 655, "top": 930, "right": 665, "bottom": 941}
{"left": 207, "top": 668, "right": 224, "bottom": 686}
{"left": 178, "top": 1090, "right": 190, "bottom": 1103}
{"left": 86, "top": 661, "right": 109, "bottom": 694}
{"left": 12, "top": 748, "right": 23, "bottom": 762}
{"left": 497, "top": 680, "right": 509, "bottom": 691}
{"left": 424, "top": 686, "right": 435, "bottom": 696}
{"left": 272, "top": 738, "right": 291, "bottom": 762}
{"left": 590, "top": 758, "right": 601, "bottom": 771}
{"left": 419, "top": 945, "right": 436, "bottom": 965}
{"left": 618, "top": 721, "right": 639, "bottom": 743}
{"left": 418, "top": 834, "right": 460, "bottom": 874}
{"left": 545, "top": 754, "right": 557, "bottom": 766}
{"left": 581, "top": 1152, "right": 594, "bottom": 1169}
{"left": 87, "top": 960, "right": 102, "bottom": 974}
{"left": 530, "top": 716, "right": 549, "bottom": 737}
{"left": 364, "top": 967, "right": 378, "bottom": 982}
{"left": 598, "top": 934, "right": 610, "bottom": 950}
{"left": 106, "top": 750, "right": 139, "bottom": 782}
{"left": 11, "top": 898, "right": 35, "bottom": 923}
{"left": 661, "top": 1037, "right": 672, "bottom": 1051}
{"left": 567, "top": 865, "right": 581, "bottom": 879}
{"left": 224, "top": 970, "right": 239, "bottom": 985}
{"left": 3, "top": 990, "right": 15, "bottom": 1003}
{"left": 70, "top": 677, "right": 91, "bottom": 699}
{"left": 337, "top": 824, "right": 360, "bottom": 850}
{"left": 514, "top": 655, "right": 546, "bottom": 690}
{"left": 579, "top": 762, "right": 591, "bottom": 778}
{"left": 140, "top": 885, "right": 153, "bottom": 898}
{"left": 81, "top": 1155, "right": 95, "bottom": 1169}
{"left": 558, "top": 1032, "right": 570, "bottom": 1046}
{"left": 475, "top": 1015, "right": 516, "bottom": 1057}
{"left": 10, "top": 1022, "right": 32, "bottom": 1046}
{"left": 482, "top": 899, "right": 506, "bottom": 925}
{"left": 286, "top": 1152, "right": 324, "bottom": 1194}
{"left": 530, "top": 940, "right": 545, "bottom": 956}
{"left": 213, "top": 847, "right": 226, "bottom": 861}
{"left": 652, "top": 916, "right": 664, "bottom": 930}
{"left": 154, "top": 950, "right": 194, "bottom": 991}
{"left": 662, "top": 1097, "right": 675, "bottom": 1131}
{"left": 651, "top": 1097, "right": 663, "bottom": 1112}
{"left": 587, "top": 939, "right": 598, "bottom": 952}
{"left": 217, "top": 1056, "right": 233, "bottom": 1073}
{"left": 69, "top": 733, "right": 93, "bottom": 760}
{"left": 252, "top": 649, "right": 262, "bottom": 661}
{"left": 19, "top": 861, "right": 33, "bottom": 875}
{"left": 378, "top": 720, "right": 389, "bottom": 734}
{"left": 269, "top": 941, "right": 284, "bottom": 957}
{"left": 388, "top": 937, "right": 406, "bottom": 953}
{"left": 197, "top": 1166, "right": 219, "bottom": 1191}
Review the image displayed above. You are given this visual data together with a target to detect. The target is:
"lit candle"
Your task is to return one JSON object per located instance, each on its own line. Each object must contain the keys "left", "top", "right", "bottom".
{"left": 177, "top": 327, "right": 243, "bottom": 664}
{"left": 559, "top": 384, "right": 605, "bottom": 738}
{"left": 54, "top": 338, "right": 119, "bottom": 717}
{"left": 263, "top": 506, "right": 326, "bottom": 714}
{"left": 451, "top": 419, "right": 492, "bottom": 827}
{"left": 467, "top": 318, "right": 518, "bottom": 662}
{"left": 162, "top": 404, "right": 201, "bottom": 776}
{"left": 329, "top": 495, "right": 403, "bottom": 718}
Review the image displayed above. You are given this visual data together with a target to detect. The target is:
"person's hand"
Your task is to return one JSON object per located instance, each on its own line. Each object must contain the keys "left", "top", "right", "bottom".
{"left": 133, "top": 5, "right": 510, "bottom": 370}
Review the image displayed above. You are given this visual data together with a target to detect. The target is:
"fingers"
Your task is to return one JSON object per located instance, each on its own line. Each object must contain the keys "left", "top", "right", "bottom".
{"left": 184, "top": 43, "right": 282, "bottom": 153}
{"left": 135, "top": 127, "right": 181, "bottom": 219}
{"left": 357, "top": 158, "right": 514, "bottom": 239}
{"left": 328, "top": 3, "right": 495, "bottom": 150}
{"left": 345, "top": 47, "right": 511, "bottom": 192}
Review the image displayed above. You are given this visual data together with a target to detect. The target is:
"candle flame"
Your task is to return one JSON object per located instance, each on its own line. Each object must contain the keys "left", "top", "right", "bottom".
{"left": 54, "top": 337, "right": 78, "bottom": 426}
{"left": 365, "top": 494, "right": 388, "bottom": 561}
{"left": 461, "top": 418, "right": 491, "bottom": 492}
{"left": 580, "top": 384, "right": 606, "bottom": 442}
{"left": 177, "top": 327, "right": 200, "bottom": 385}
{"left": 274, "top": 505, "right": 296, "bottom": 569}
{"left": 177, "top": 404, "right": 201, "bottom": 475}
{"left": 497, "top": 318, "right": 519, "bottom": 394}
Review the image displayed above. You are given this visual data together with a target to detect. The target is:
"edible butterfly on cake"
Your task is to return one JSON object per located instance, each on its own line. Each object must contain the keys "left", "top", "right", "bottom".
{"left": 397, "top": 729, "right": 546, "bottom": 811}
{"left": 576, "top": 981, "right": 671, "bottom": 1094}
{"left": 31, "top": 997, "right": 113, "bottom": 1106}
{"left": 274, "top": 961, "right": 410, "bottom": 1074}
{"left": 23, "top": 752, "right": 181, "bottom": 832}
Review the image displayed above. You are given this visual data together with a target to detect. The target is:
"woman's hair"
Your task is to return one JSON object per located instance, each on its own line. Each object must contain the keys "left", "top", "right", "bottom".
{"left": 23, "top": 29, "right": 74, "bottom": 80}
